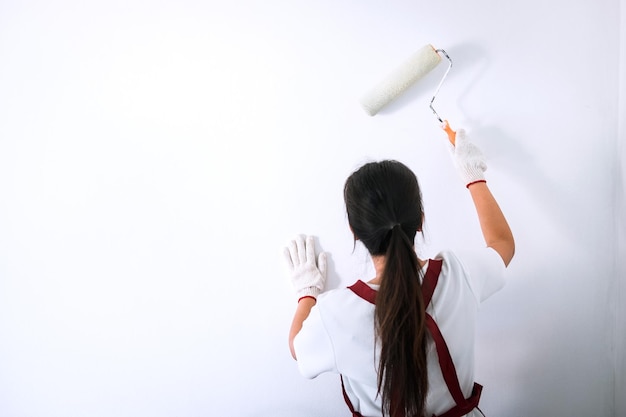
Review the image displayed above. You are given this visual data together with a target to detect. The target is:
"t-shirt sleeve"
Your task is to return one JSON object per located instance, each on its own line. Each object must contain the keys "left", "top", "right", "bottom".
{"left": 292, "top": 303, "right": 336, "bottom": 379}
{"left": 451, "top": 247, "right": 506, "bottom": 303}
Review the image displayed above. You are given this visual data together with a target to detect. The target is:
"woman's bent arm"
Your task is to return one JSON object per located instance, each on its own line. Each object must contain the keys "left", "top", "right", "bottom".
{"left": 289, "top": 297, "right": 316, "bottom": 360}
{"left": 468, "top": 181, "right": 515, "bottom": 266}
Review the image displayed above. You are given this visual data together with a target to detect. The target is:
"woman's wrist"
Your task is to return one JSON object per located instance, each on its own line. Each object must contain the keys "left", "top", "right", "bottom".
{"left": 466, "top": 179, "right": 487, "bottom": 188}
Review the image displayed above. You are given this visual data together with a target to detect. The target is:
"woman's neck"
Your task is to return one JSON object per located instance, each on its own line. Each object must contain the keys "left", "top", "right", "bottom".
{"left": 367, "top": 255, "right": 426, "bottom": 285}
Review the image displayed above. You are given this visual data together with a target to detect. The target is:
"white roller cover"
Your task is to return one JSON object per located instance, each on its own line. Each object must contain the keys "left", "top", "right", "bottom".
{"left": 360, "top": 44, "right": 442, "bottom": 116}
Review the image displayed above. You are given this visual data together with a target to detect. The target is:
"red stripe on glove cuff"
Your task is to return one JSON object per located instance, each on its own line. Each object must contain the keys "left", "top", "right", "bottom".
{"left": 466, "top": 180, "right": 486, "bottom": 188}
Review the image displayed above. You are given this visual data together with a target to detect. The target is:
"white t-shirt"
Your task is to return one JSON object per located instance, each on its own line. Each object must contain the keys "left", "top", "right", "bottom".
{"left": 293, "top": 248, "right": 506, "bottom": 417}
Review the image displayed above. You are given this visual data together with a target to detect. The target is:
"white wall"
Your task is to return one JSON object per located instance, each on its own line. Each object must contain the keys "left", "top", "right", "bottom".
{"left": 0, "top": 1, "right": 622, "bottom": 416}
{"left": 616, "top": 0, "right": 626, "bottom": 415}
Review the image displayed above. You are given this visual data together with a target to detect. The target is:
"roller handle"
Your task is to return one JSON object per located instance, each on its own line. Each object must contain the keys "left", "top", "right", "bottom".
{"left": 442, "top": 120, "right": 456, "bottom": 145}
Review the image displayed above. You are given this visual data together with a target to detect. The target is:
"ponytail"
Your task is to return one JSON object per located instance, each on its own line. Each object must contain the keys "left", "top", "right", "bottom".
{"left": 343, "top": 160, "right": 427, "bottom": 417}
{"left": 376, "top": 225, "right": 428, "bottom": 417}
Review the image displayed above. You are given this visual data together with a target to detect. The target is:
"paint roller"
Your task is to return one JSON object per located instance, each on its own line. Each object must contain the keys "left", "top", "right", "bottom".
{"left": 359, "top": 44, "right": 457, "bottom": 143}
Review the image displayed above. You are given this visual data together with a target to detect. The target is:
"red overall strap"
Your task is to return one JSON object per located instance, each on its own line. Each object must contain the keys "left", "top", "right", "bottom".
{"left": 348, "top": 279, "right": 377, "bottom": 305}
{"left": 422, "top": 259, "right": 443, "bottom": 306}
{"left": 422, "top": 259, "right": 483, "bottom": 417}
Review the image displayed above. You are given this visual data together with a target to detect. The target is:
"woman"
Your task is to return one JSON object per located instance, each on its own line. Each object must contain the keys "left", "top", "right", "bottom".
{"left": 284, "top": 127, "right": 514, "bottom": 417}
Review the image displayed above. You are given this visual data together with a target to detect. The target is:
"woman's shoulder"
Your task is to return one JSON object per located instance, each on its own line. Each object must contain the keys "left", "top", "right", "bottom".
{"left": 318, "top": 281, "right": 374, "bottom": 304}
{"left": 431, "top": 248, "right": 503, "bottom": 269}
{"left": 431, "top": 247, "right": 506, "bottom": 302}
{"left": 316, "top": 281, "right": 377, "bottom": 315}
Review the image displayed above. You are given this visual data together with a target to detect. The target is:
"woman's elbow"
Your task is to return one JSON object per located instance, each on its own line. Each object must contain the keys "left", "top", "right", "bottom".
{"left": 289, "top": 336, "right": 298, "bottom": 360}
{"left": 490, "top": 238, "right": 515, "bottom": 267}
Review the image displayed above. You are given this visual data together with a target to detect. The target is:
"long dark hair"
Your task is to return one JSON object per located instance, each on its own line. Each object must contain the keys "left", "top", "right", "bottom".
{"left": 344, "top": 160, "right": 427, "bottom": 417}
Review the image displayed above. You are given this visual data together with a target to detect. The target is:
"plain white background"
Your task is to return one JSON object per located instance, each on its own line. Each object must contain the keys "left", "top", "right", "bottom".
{"left": 616, "top": 1, "right": 626, "bottom": 416}
{"left": 0, "top": 0, "right": 624, "bottom": 416}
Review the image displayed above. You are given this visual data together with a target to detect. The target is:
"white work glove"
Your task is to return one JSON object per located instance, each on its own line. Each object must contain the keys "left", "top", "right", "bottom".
{"left": 449, "top": 128, "right": 487, "bottom": 187}
{"left": 283, "top": 235, "right": 327, "bottom": 301}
